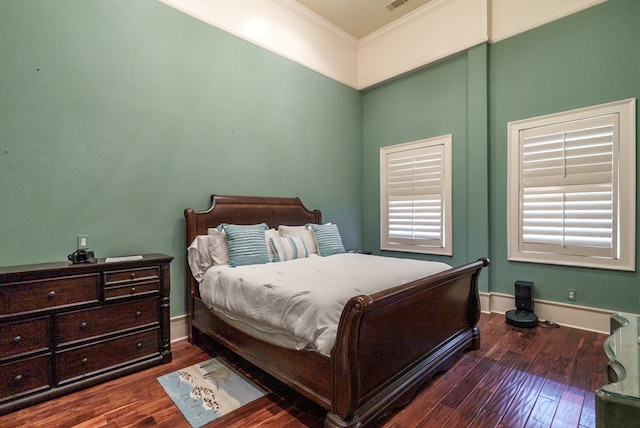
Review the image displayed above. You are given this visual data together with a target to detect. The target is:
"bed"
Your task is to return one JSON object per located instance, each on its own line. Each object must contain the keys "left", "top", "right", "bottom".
{"left": 184, "top": 194, "right": 489, "bottom": 427}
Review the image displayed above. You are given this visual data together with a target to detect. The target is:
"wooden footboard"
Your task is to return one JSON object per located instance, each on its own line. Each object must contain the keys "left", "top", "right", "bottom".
{"left": 188, "top": 257, "right": 488, "bottom": 428}
{"left": 328, "top": 257, "right": 489, "bottom": 427}
{"left": 191, "top": 295, "right": 334, "bottom": 409}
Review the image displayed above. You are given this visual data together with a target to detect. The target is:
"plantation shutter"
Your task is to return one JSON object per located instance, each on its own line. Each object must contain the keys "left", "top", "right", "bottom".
{"left": 519, "top": 114, "right": 618, "bottom": 258}
{"left": 385, "top": 143, "right": 445, "bottom": 247}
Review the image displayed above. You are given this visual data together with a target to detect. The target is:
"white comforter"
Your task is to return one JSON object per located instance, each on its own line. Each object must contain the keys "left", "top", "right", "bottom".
{"left": 199, "top": 253, "right": 451, "bottom": 356}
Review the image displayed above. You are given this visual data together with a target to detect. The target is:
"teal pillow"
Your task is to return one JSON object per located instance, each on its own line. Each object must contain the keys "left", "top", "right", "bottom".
{"left": 219, "top": 223, "right": 270, "bottom": 267}
{"left": 310, "top": 223, "right": 345, "bottom": 257}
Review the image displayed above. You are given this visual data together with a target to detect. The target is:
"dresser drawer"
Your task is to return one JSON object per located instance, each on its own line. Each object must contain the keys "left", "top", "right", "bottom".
{"left": 104, "top": 266, "right": 160, "bottom": 301}
{"left": 56, "top": 328, "right": 159, "bottom": 383}
{"left": 0, "top": 317, "right": 49, "bottom": 360}
{"left": 0, "top": 355, "right": 51, "bottom": 402}
{"left": 104, "top": 281, "right": 159, "bottom": 300}
{"left": 0, "top": 275, "right": 100, "bottom": 316}
{"left": 104, "top": 267, "right": 159, "bottom": 286}
{"left": 56, "top": 298, "right": 159, "bottom": 346}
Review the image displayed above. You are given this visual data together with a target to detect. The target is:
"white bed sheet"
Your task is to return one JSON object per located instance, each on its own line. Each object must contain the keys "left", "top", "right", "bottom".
{"left": 199, "top": 253, "right": 451, "bottom": 356}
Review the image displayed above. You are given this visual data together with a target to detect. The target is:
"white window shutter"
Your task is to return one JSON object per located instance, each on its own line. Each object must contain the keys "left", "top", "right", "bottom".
{"left": 507, "top": 98, "right": 635, "bottom": 271}
{"left": 380, "top": 135, "right": 452, "bottom": 255}
{"left": 519, "top": 115, "right": 616, "bottom": 258}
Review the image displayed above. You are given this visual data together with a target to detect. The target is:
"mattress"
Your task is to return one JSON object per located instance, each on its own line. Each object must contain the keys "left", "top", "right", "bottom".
{"left": 199, "top": 253, "right": 451, "bottom": 356}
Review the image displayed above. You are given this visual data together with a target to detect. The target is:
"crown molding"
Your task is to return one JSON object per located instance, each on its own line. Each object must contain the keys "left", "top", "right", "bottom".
{"left": 158, "top": 0, "right": 608, "bottom": 90}
{"left": 272, "top": 0, "right": 358, "bottom": 47}
{"left": 358, "top": 0, "right": 451, "bottom": 47}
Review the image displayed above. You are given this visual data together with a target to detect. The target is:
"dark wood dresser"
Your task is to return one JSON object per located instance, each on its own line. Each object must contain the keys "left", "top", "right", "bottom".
{"left": 0, "top": 253, "right": 173, "bottom": 415}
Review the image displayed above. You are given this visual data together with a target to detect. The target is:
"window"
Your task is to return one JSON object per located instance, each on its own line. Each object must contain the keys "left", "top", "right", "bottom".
{"left": 507, "top": 98, "right": 636, "bottom": 271}
{"left": 380, "top": 135, "right": 452, "bottom": 255}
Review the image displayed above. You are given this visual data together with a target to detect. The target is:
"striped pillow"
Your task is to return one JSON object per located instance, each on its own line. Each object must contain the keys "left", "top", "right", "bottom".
{"left": 310, "top": 223, "right": 345, "bottom": 257}
{"left": 278, "top": 225, "right": 318, "bottom": 254}
{"left": 219, "top": 223, "right": 270, "bottom": 267}
{"left": 270, "top": 236, "right": 309, "bottom": 262}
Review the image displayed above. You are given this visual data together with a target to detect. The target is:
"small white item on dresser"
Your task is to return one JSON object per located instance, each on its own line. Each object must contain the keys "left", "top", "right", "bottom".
{"left": 105, "top": 255, "right": 144, "bottom": 263}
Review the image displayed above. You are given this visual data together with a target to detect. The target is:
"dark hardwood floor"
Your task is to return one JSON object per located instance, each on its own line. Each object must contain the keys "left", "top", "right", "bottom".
{"left": 0, "top": 312, "right": 607, "bottom": 428}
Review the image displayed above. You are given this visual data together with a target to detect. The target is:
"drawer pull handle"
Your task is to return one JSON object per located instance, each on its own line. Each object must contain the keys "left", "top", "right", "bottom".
{"left": 130, "top": 287, "right": 136, "bottom": 293}
{"left": 81, "top": 357, "right": 89, "bottom": 365}
{"left": 130, "top": 273, "right": 136, "bottom": 279}
{"left": 48, "top": 291, "right": 56, "bottom": 299}
{"left": 80, "top": 322, "right": 88, "bottom": 329}
{"left": 136, "top": 342, "right": 143, "bottom": 350}
{"left": 135, "top": 311, "right": 142, "bottom": 317}
{"left": 14, "top": 335, "right": 21, "bottom": 343}
{"left": 14, "top": 374, "right": 23, "bottom": 383}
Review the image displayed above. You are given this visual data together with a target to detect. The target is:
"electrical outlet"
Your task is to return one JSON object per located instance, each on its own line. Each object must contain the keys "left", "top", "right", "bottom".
{"left": 567, "top": 288, "right": 576, "bottom": 301}
{"left": 77, "top": 235, "right": 88, "bottom": 249}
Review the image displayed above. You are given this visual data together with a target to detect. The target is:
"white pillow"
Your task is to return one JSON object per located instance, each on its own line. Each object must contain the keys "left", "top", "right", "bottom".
{"left": 269, "top": 236, "right": 309, "bottom": 261}
{"left": 187, "top": 235, "right": 214, "bottom": 282}
{"left": 207, "top": 228, "right": 230, "bottom": 265}
{"left": 278, "top": 225, "right": 318, "bottom": 254}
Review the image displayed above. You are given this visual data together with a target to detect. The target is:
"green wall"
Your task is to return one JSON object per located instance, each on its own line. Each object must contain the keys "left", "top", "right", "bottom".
{"left": 0, "top": 0, "right": 363, "bottom": 317}
{"left": 3, "top": 0, "right": 639, "bottom": 319}
{"left": 362, "top": 0, "right": 640, "bottom": 314}
{"left": 488, "top": 0, "right": 640, "bottom": 313}
{"left": 362, "top": 46, "right": 490, "bottom": 292}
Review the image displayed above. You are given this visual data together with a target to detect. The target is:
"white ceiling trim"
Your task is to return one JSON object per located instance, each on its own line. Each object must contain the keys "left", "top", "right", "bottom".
{"left": 157, "top": 0, "right": 608, "bottom": 91}
{"left": 272, "top": 0, "right": 358, "bottom": 45}
{"left": 358, "top": 0, "right": 452, "bottom": 45}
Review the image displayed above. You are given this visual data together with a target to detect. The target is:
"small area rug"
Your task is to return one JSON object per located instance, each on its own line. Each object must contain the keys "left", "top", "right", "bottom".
{"left": 157, "top": 357, "right": 266, "bottom": 427}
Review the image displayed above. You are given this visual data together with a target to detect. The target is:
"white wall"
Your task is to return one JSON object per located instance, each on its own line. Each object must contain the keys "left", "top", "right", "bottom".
{"left": 157, "top": 0, "right": 607, "bottom": 90}
{"left": 358, "top": 0, "right": 487, "bottom": 89}
{"left": 490, "top": 0, "right": 607, "bottom": 43}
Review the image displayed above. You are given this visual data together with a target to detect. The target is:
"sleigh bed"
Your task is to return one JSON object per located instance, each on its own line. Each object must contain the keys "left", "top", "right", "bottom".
{"left": 184, "top": 194, "right": 489, "bottom": 427}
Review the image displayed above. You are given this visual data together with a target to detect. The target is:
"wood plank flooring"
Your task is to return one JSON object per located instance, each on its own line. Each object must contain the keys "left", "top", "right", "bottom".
{"left": 0, "top": 313, "right": 607, "bottom": 428}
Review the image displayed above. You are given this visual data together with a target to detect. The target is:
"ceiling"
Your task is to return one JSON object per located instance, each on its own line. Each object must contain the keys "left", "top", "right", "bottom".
{"left": 293, "top": 0, "right": 435, "bottom": 39}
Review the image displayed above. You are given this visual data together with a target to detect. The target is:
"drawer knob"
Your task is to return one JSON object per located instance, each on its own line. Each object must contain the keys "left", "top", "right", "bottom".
{"left": 81, "top": 357, "right": 89, "bottom": 365}
{"left": 48, "top": 290, "right": 56, "bottom": 299}
{"left": 136, "top": 342, "right": 143, "bottom": 350}
{"left": 130, "top": 273, "right": 136, "bottom": 279}
{"left": 13, "top": 335, "right": 21, "bottom": 343}
{"left": 135, "top": 311, "right": 142, "bottom": 318}
{"left": 130, "top": 287, "right": 136, "bottom": 293}
{"left": 80, "top": 322, "right": 88, "bottom": 329}
{"left": 14, "top": 374, "right": 23, "bottom": 383}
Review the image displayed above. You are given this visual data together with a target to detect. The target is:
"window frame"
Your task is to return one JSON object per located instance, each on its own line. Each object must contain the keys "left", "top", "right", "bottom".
{"left": 507, "top": 98, "right": 636, "bottom": 271}
{"left": 380, "top": 135, "right": 453, "bottom": 255}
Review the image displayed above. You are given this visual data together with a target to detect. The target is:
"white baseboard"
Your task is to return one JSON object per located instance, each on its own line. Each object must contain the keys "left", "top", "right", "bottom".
{"left": 170, "top": 314, "right": 189, "bottom": 343}
{"left": 169, "top": 295, "right": 632, "bottom": 342}
{"left": 480, "top": 292, "right": 634, "bottom": 335}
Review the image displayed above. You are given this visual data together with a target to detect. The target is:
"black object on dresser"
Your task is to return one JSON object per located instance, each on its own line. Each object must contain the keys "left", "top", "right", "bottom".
{"left": 0, "top": 253, "right": 173, "bottom": 415}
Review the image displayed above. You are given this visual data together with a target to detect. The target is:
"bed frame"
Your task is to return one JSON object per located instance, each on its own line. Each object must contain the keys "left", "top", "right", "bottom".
{"left": 184, "top": 194, "right": 489, "bottom": 427}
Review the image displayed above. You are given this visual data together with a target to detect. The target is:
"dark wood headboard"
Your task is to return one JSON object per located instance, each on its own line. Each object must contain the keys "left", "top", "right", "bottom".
{"left": 183, "top": 194, "right": 322, "bottom": 301}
